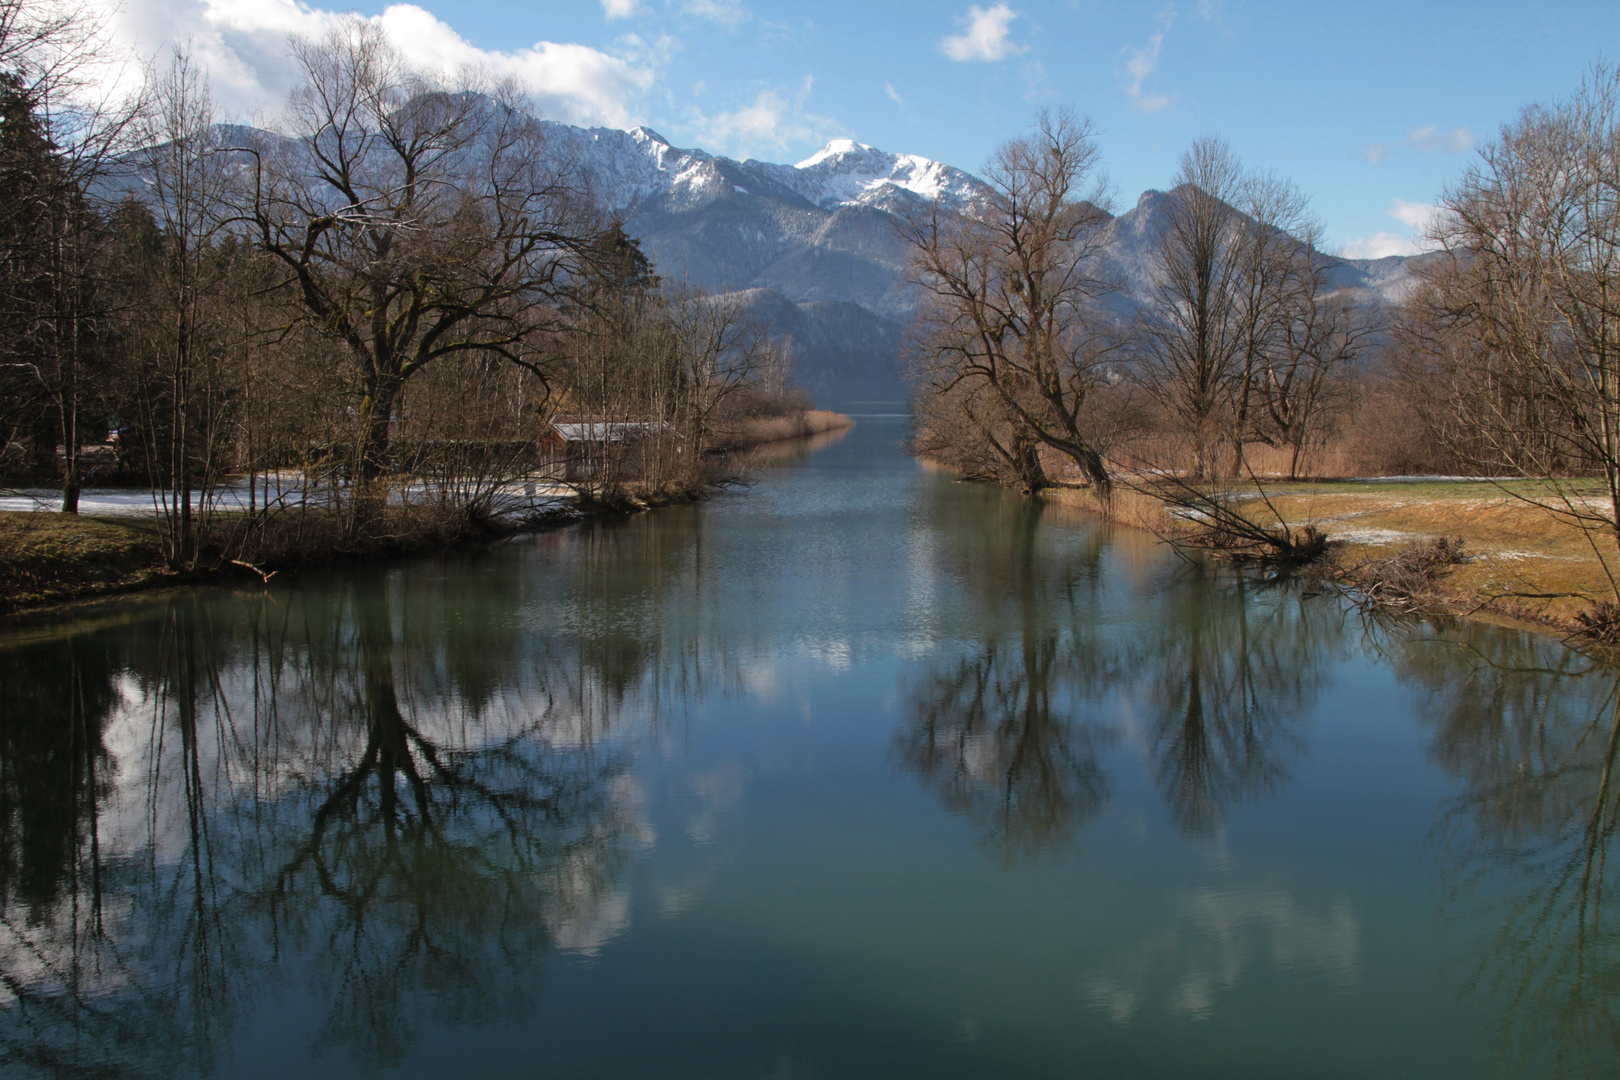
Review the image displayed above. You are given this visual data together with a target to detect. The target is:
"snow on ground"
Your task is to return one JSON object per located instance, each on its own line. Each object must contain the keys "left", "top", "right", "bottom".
{"left": 1331, "top": 527, "right": 1416, "bottom": 545}
{"left": 1, "top": 476, "right": 578, "bottom": 521}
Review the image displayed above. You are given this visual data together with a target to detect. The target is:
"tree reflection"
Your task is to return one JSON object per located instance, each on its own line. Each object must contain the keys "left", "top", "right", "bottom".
{"left": 1399, "top": 623, "right": 1620, "bottom": 1078}
{"left": 900, "top": 637, "right": 1113, "bottom": 861}
{"left": 261, "top": 572, "right": 637, "bottom": 1069}
{"left": 897, "top": 487, "right": 1332, "bottom": 853}
{"left": 0, "top": 631, "right": 161, "bottom": 1078}
{"left": 1137, "top": 570, "right": 1328, "bottom": 836}
{"left": 897, "top": 495, "right": 1116, "bottom": 859}
{"left": 0, "top": 558, "right": 667, "bottom": 1077}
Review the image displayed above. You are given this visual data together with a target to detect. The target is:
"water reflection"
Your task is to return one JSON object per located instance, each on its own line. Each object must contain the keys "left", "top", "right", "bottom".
{"left": 1136, "top": 569, "right": 1330, "bottom": 838}
{"left": 4, "top": 435, "right": 1620, "bottom": 1077}
{"left": 0, "top": 565, "right": 654, "bottom": 1077}
{"left": 1083, "top": 887, "right": 1360, "bottom": 1024}
{"left": 896, "top": 498, "right": 1115, "bottom": 860}
{"left": 1395, "top": 623, "right": 1620, "bottom": 1078}
{"left": 896, "top": 487, "right": 1334, "bottom": 856}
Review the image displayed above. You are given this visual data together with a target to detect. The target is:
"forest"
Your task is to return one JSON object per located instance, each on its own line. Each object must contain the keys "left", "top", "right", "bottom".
{"left": 0, "top": 5, "right": 801, "bottom": 573}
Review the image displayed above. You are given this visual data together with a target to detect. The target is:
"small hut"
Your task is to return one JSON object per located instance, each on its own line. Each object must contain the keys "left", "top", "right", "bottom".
{"left": 540, "top": 416, "right": 669, "bottom": 481}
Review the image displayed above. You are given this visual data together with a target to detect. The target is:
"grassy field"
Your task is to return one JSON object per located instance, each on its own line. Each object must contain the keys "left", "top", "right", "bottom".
{"left": 1253, "top": 479, "right": 1615, "bottom": 625}
{"left": 1050, "top": 472, "right": 1620, "bottom": 634}
{"left": 0, "top": 511, "right": 165, "bottom": 614}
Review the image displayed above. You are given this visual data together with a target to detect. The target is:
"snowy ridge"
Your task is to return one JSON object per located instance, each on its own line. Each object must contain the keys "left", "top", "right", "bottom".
{"left": 542, "top": 125, "right": 987, "bottom": 216}
{"left": 778, "top": 139, "right": 986, "bottom": 211}
{"left": 536, "top": 122, "right": 714, "bottom": 213}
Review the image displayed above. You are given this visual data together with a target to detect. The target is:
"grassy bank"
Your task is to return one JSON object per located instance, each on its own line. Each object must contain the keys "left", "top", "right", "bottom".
{"left": 1049, "top": 474, "right": 1620, "bottom": 638}
{"left": 0, "top": 512, "right": 167, "bottom": 613}
{"left": 1257, "top": 479, "right": 1617, "bottom": 632}
{"left": 1, "top": 411, "right": 855, "bottom": 618}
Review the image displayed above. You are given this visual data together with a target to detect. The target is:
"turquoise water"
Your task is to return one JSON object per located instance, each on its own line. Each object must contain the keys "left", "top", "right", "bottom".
{"left": 0, "top": 417, "right": 1614, "bottom": 1078}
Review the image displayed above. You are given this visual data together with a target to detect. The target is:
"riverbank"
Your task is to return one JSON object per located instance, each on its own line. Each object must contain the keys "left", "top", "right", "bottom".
{"left": 1048, "top": 475, "right": 1620, "bottom": 639}
{"left": 0, "top": 412, "right": 854, "bottom": 618}
{"left": 0, "top": 512, "right": 168, "bottom": 613}
{"left": 714, "top": 409, "right": 854, "bottom": 451}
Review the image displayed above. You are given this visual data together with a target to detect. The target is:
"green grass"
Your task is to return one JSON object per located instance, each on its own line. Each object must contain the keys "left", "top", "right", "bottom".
{"left": 0, "top": 511, "right": 165, "bottom": 613}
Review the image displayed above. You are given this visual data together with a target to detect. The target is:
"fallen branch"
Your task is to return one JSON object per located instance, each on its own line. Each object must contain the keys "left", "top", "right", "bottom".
{"left": 229, "top": 558, "right": 277, "bottom": 584}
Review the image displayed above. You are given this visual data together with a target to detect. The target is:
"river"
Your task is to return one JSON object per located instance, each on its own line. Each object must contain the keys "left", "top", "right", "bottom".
{"left": 0, "top": 416, "right": 1614, "bottom": 1078}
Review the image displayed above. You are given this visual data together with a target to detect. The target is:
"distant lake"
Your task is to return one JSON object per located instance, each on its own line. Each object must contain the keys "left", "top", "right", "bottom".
{"left": 0, "top": 417, "right": 1613, "bottom": 1079}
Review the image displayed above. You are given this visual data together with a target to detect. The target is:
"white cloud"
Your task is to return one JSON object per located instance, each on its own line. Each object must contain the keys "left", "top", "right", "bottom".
{"left": 601, "top": 0, "right": 639, "bottom": 18}
{"left": 1338, "top": 232, "right": 1421, "bottom": 259}
{"left": 1022, "top": 59, "right": 1055, "bottom": 102}
{"left": 684, "top": 75, "right": 833, "bottom": 156}
{"left": 884, "top": 82, "right": 906, "bottom": 107}
{"left": 1339, "top": 198, "right": 1446, "bottom": 259}
{"left": 1121, "top": 10, "right": 1175, "bottom": 113}
{"left": 1389, "top": 197, "right": 1442, "bottom": 233}
{"left": 939, "top": 4, "right": 1026, "bottom": 63}
{"left": 91, "top": 0, "right": 655, "bottom": 125}
{"left": 1364, "top": 123, "right": 1473, "bottom": 165}
{"left": 681, "top": 0, "right": 752, "bottom": 29}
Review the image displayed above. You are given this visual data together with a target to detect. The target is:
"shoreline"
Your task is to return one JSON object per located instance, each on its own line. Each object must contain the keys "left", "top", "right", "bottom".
{"left": 1038, "top": 476, "right": 1614, "bottom": 646}
{"left": 1, "top": 413, "right": 854, "bottom": 621}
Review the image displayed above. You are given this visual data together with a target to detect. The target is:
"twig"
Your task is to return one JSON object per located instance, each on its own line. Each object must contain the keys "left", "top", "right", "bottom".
{"left": 229, "top": 558, "right": 277, "bottom": 584}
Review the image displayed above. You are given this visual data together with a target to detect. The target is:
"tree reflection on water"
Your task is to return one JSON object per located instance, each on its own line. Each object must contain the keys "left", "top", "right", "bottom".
{"left": 896, "top": 489, "right": 1331, "bottom": 856}
{"left": 1136, "top": 566, "right": 1331, "bottom": 838}
{"left": 0, "top": 556, "right": 670, "bottom": 1077}
{"left": 896, "top": 496, "right": 1116, "bottom": 861}
{"left": 1392, "top": 621, "right": 1620, "bottom": 1078}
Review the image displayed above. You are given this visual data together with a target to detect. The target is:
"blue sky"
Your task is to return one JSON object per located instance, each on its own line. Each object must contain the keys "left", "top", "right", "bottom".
{"left": 101, "top": 0, "right": 1619, "bottom": 257}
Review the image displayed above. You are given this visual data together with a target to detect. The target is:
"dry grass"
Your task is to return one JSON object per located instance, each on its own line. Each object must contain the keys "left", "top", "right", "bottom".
{"left": 1055, "top": 469, "right": 1618, "bottom": 634}
{"left": 0, "top": 510, "right": 165, "bottom": 613}
{"left": 1036, "top": 443, "right": 1620, "bottom": 635}
{"left": 1255, "top": 482, "right": 1617, "bottom": 629}
{"left": 714, "top": 410, "right": 853, "bottom": 451}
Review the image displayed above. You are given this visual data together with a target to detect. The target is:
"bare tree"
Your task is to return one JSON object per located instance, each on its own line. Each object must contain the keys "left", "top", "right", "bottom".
{"left": 1136, "top": 138, "right": 1245, "bottom": 479}
{"left": 124, "top": 50, "right": 237, "bottom": 567}
{"left": 908, "top": 375, "right": 1051, "bottom": 490}
{"left": 901, "top": 109, "right": 1120, "bottom": 494}
{"left": 1253, "top": 236, "right": 1377, "bottom": 478}
{"left": 1225, "top": 174, "right": 1316, "bottom": 474}
{"left": 1137, "top": 139, "right": 1326, "bottom": 479}
{"left": 250, "top": 18, "right": 600, "bottom": 501}
{"left": 1413, "top": 63, "right": 1620, "bottom": 585}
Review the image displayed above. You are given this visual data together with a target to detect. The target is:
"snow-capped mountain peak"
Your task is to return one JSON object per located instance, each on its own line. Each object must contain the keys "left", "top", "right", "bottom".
{"left": 780, "top": 139, "right": 984, "bottom": 211}
{"left": 546, "top": 123, "right": 987, "bottom": 216}
{"left": 794, "top": 138, "right": 875, "bottom": 169}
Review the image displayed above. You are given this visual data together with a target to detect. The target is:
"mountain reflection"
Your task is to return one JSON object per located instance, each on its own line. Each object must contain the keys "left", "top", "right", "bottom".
{"left": 0, "top": 557, "right": 674, "bottom": 1078}
{"left": 897, "top": 488, "right": 1332, "bottom": 855}
{"left": 1392, "top": 623, "right": 1620, "bottom": 1079}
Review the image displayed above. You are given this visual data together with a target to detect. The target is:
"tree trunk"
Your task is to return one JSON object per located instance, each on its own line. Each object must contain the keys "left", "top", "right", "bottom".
{"left": 30, "top": 415, "right": 56, "bottom": 481}
{"left": 1012, "top": 430, "right": 1048, "bottom": 494}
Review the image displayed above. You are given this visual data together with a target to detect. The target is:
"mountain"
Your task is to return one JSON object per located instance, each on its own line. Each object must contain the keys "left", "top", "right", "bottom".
{"left": 104, "top": 115, "right": 1425, "bottom": 408}
{"left": 552, "top": 126, "right": 993, "bottom": 405}
{"left": 567, "top": 136, "right": 1426, "bottom": 406}
{"left": 1100, "top": 188, "right": 1434, "bottom": 309}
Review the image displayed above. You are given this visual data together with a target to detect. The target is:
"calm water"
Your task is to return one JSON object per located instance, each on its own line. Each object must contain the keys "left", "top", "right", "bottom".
{"left": 0, "top": 418, "right": 1616, "bottom": 1079}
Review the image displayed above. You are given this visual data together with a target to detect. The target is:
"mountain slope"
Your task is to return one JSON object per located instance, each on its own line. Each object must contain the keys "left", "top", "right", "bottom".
{"left": 106, "top": 116, "right": 1422, "bottom": 408}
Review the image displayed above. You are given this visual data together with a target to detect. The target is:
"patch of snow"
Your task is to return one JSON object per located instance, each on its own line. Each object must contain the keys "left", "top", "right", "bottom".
{"left": 780, "top": 139, "right": 984, "bottom": 212}
{"left": 1, "top": 477, "right": 575, "bottom": 521}
{"left": 1332, "top": 527, "right": 1418, "bottom": 545}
